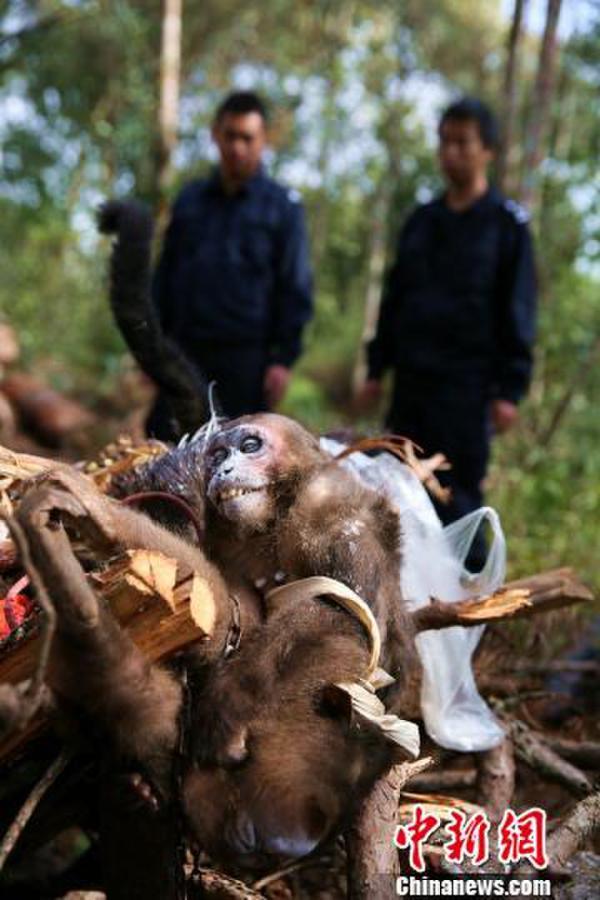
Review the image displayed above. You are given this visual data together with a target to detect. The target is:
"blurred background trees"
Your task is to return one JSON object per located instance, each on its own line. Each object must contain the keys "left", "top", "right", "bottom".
{"left": 0, "top": 0, "right": 598, "bottom": 586}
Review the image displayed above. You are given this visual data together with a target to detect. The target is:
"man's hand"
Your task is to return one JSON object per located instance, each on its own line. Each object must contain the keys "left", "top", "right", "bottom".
{"left": 491, "top": 399, "right": 519, "bottom": 434}
{"left": 264, "top": 364, "right": 291, "bottom": 408}
{"left": 355, "top": 379, "right": 383, "bottom": 412}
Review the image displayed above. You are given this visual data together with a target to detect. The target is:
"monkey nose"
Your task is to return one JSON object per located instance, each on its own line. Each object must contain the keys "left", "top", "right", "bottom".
{"left": 263, "top": 834, "right": 320, "bottom": 859}
{"left": 228, "top": 813, "right": 258, "bottom": 855}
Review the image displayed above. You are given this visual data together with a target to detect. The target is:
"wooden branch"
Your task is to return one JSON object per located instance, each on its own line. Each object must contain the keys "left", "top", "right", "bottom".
{"left": 538, "top": 336, "right": 600, "bottom": 450}
{"left": 544, "top": 738, "right": 600, "bottom": 770}
{"left": 475, "top": 738, "right": 515, "bottom": 824}
{"left": 197, "top": 868, "right": 264, "bottom": 899}
{"left": 1, "top": 373, "right": 95, "bottom": 445}
{"left": 345, "top": 756, "right": 433, "bottom": 899}
{"left": 501, "top": 715, "right": 593, "bottom": 797}
{"left": 497, "top": 0, "right": 529, "bottom": 190}
{"left": 412, "top": 568, "right": 593, "bottom": 633}
{"left": 406, "top": 768, "right": 477, "bottom": 793}
{"left": 546, "top": 790, "right": 600, "bottom": 869}
{"left": 0, "top": 749, "right": 71, "bottom": 870}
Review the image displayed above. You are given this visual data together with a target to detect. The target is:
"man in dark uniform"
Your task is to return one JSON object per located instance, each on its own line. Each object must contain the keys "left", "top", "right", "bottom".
{"left": 359, "top": 97, "right": 537, "bottom": 568}
{"left": 149, "top": 91, "right": 313, "bottom": 439}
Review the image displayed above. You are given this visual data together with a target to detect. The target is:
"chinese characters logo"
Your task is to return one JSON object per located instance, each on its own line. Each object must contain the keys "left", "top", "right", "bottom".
{"left": 394, "top": 805, "right": 548, "bottom": 872}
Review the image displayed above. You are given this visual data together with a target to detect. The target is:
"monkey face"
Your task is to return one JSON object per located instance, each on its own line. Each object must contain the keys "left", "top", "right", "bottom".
{"left": 204, "top": 423, "right": 278, "bottom": 529}
{"left": 184, "top": 601, "right": 401, "bottom": 868}
{"left": 203, "top": 415, "right": 324, "bottom": 528}
{"left": 203, "top": 413, "right": 322, "bottom": 532}
{"left": 184, "top": 694, "right": 394, "bottom": 868}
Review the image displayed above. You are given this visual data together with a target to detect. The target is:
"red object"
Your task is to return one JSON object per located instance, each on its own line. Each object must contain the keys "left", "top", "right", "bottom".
{"left": 444, "top": 809, "right": 491, "bottom": 866}
{"left": 498, "top": 808, "right": 548, "bottom": 869}
{"left": 394, "top": 805, "right": 441, "bottom": 872}
{"left": 0, "top": 575, "right": 32, "bottom": 639}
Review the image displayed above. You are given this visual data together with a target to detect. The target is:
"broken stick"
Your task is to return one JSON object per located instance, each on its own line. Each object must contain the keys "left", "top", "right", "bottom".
{"left": 475, "top": 737, "right": 516, "bottom": 824}
{"left": 500, "top": 715, "right": 593, "bottom": 798}
{"left": 547, "top": 790, "right": 600, "bottom": 869}
{"left": 411, "top": 568, "right": 593, "bottom": 633}
{"left": 345, "top": 756, "right": 433, "bottom": 899}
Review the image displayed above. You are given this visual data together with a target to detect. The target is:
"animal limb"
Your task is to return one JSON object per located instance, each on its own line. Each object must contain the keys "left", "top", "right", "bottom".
{"left": 16, "top": 479, "right": 183, "bottom": 786}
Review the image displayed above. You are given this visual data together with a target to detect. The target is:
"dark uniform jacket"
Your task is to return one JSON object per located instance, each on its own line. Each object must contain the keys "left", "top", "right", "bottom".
{"left": 367, "top": 187, "right": 537, "bottom": 405}
{"left": 154, "top": 167, "right": 314, "bottom": 367}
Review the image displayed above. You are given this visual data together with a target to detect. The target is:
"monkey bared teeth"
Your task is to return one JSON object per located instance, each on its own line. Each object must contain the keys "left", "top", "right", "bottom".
{"left": 219, "top": 486, "right": 262, "bottom": 502}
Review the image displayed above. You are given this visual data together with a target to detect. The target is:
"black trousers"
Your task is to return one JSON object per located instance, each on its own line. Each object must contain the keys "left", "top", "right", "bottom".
{"left": 386, "top": 371, "right": 492, "bottom": 571}
{"left": 146, "top": 340, "right": 269, "bottom": 441}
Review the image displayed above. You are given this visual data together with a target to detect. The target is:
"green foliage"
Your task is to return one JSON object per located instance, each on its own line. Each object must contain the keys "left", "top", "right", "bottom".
{"left": 487, "top": 265, "right": 600, "bottom": 590}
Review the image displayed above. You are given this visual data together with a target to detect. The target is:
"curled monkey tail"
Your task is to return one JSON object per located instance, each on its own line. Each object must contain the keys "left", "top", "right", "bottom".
{"left": 98, "top": 200, "right": 208, "bottom": 438}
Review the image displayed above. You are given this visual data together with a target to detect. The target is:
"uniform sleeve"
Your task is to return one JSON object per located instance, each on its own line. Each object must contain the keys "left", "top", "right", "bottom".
{"left": 492, "top": 217, "right": 537, "bottom": 404}
{"left": 366, "top": 215, "right": 414, "bottom": 380}
{"left": 269, "top": 196, "right": 314, "bottom": 367}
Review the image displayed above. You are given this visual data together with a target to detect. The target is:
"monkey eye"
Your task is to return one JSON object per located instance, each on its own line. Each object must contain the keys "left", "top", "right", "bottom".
{"left": 240, "top": 435, "right": 262, "bottom": 454}
{"left": 211, "top": 447, "right": 229, "bottom": 466}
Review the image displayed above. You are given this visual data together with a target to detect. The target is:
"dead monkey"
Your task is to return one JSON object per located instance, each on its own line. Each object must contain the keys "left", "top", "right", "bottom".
{"left": 16, "top": 445, "right": 417, "bottom": 867}
{"left": 6, "top": 201, "right": 421, "bottom": 867}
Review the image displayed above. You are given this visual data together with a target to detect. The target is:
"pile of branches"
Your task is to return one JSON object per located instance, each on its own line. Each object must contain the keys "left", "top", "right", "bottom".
{"left": 0, "top": 441, "right": 597, "bottom": 900}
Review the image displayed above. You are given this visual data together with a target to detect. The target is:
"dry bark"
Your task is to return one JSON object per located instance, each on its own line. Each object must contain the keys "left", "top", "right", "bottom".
{"left": 544, "top": 738, "right": 600, "bottom": 771}
{"left": 1, "top": 373, "right": 95, "bottom": 446}
{"left": 198, "top": 869, "right": 264, "bottom": 898}
{"left": 156, "top": 0, "right": 182, "bottom": 214}
{"left": 501, "top": 715, "right": 593, "bottom": 797}
{"left": 547, "top": 791, "right": 600, "bottom": 868}
{"left": 406, "top": 768, "right": 477, "bottom": 793}
{"left": 519, "top": 0, "right": 563, "bottom": 211}
{"left": 411, "top": 568, "right": 592, "bottom": 632}
{"left": 497, "top": 0, "right": 529, "bottom": 191}
{"left": 345, "top": 756, "right": 433, "bottom": 899}
{"left": 475, "top": 737, "right": 516, "bottom": 823}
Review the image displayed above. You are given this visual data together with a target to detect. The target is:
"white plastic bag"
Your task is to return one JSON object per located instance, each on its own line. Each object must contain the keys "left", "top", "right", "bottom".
{"left": 321, "top": 438, "right": 505, "bottom": 751}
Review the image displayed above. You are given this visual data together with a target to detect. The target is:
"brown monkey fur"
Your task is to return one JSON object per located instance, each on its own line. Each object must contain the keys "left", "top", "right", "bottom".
{"left": 18, "top": 412, "right": 417, "bottom": 867}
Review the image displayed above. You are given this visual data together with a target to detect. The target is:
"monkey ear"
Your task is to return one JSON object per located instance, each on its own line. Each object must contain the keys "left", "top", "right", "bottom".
{"left": 316, "top": 684, "right": 353, "bottom": 722}
{"left": 331, "top": 682, "right": 421, "bottom": 760}
{"left": 316, "top": 682, "right": 420, "bottom": 761}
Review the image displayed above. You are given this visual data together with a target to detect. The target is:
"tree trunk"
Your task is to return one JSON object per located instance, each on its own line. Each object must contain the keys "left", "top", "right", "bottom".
{"left": 352, "top": 177, "right": 392, "bottom": 390}
{"left": 156, "top": 0, "right": 182, "bottom": 221}
{"left": 519, "top": 0, "right": 563, "bottom": 212}
{"left": 497, "top": 0, "right": 529, "bottom": 192}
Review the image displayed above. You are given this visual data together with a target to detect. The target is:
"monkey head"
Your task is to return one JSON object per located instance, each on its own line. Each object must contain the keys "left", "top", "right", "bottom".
{"left": 184, "top": 701, "right": 395, "bottom": 866}
{"left": 203, "top": 414, "right": 323, "bottom": 532}
{"left": 184, "top": 599, "right": 416, "bottom": 867}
